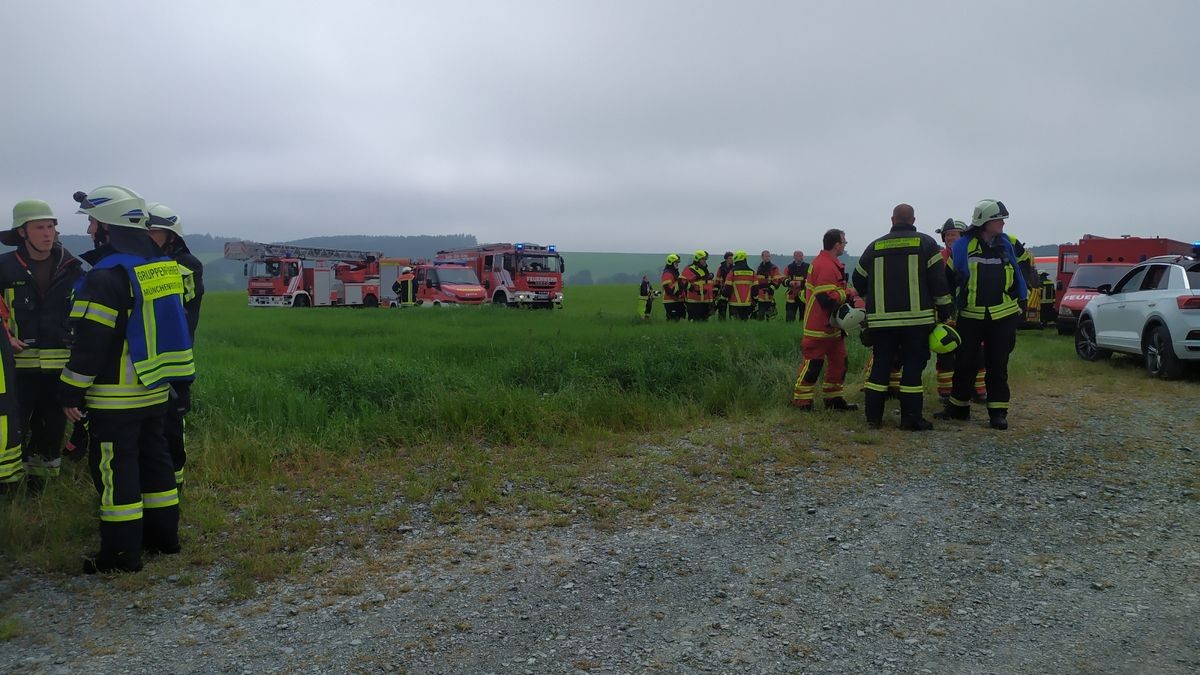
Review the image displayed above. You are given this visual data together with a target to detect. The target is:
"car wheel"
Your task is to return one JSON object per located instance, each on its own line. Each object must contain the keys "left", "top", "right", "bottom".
{"left": 363, "top": 294, "right": 378, "bottom": 308}
{"left": 1074, "top": 318, "right": 1110, "bottom": 361}
{"left": 1144, "top": 324, "right": 1185, "bottom": 379}
{"left": 293, "top": 294, "right": 310, "bottom": 308}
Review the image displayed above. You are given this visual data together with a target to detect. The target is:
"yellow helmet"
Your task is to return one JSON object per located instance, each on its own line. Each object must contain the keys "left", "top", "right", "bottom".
{"left": 665, "top": 253, "right": 680, "bottom": 265}
{"left": 693, "top": 249, "right": 708, "bottom": 261}
{"left": 929, "top": 323, "right": 962, "bottom": 354}
{"left": 733, "top": 250, "right": 747, "bottom": 262}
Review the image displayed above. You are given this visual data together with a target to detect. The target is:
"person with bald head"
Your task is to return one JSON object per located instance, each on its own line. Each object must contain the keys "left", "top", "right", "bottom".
{"left": 783, "top": 250, "right": 810, "bottom": 323}
{"left": 851, "top": 203, "right": 953, "bottom": 431}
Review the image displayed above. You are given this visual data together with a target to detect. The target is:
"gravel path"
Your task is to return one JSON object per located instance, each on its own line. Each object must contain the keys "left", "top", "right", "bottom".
{"left": 3, "top": 392, "right": 1198, "bottom": 674}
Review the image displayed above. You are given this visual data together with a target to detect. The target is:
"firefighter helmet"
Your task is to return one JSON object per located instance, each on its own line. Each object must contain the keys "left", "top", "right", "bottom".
{"left": 929, "top": 323, "right": 961, "bottom": 354}
{"left": 970, "top": 199, "right": 1009, "bottom": 229}
{"left": 831, "top": 303, "right": 866, "bottom": 330}
{"left": 2, "top": 200, "right": 57, "bottom": 246}
{"left": 936, "top": 218, "right": 966, "bottom": 239}
{"left": 693, "top": 249, "right": 708, "bottom": 261}
{"left": 733, "top": 250, "right": 747, "bottom": 262}
{"left": 666, "top": 253, "right": 680, "bottom": 265}
{"left": 146, "top": 202, "right": 183, "bottom": 239}
{"left": 74, "top": 185, "right": 147, "bottom": 228}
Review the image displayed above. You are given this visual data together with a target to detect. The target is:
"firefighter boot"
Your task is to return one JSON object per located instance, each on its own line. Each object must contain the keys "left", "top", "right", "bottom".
{"left": 933, "top": 403, "right": 970, "bottom": 422}
{"left": 863, "top": 390, "right": 886, "bottom": 429}
{"left": 824, "top": 397, "right": 859, "bottom": 412}
{"left": 84, "top": 522, "right": 144, "bottom": 574}
{"left": 898, "top": 415, "right": 934, "bottom": 431}
{"left": 988, "top": 409, "right": 1009, "bottom": 431}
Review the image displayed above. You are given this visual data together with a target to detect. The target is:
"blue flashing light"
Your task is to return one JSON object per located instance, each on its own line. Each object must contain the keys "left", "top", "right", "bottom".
{"left": 516, "top": 243, "right": 525, "bottom": 251}
{"left": 548, "top": 244, "right": 556, "bottom": 252}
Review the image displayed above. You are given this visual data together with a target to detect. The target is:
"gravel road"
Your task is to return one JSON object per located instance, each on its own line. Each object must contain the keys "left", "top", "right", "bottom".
{"left": 3, "top": 390, "right": 1198, "bottom": 674}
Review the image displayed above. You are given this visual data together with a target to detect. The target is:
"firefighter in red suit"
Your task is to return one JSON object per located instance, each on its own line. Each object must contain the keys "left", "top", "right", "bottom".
{"left": 791, "top": 229, "right": 858, "bottom": 411}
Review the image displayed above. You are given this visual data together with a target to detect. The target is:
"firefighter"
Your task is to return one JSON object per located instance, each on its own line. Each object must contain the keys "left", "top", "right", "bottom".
{"left": 783, "top": 250, "right": 809, "bottom": 323}
{"left": 1039, "top": 271, "right": 1056, "bottom": 325}
{"left": 791, "top": 230, "right": 857, "bottom": 412}
{"left": 681, "top": 250, "right": 714, "bottom": 321}
{"left": 0, "top": 200, "right": 83, "bottom": 492}
{"left": 60, "top": 185, "right": 195, "bottom": 573}
{"left": 661, "top": 254, "right": 685, "bottom": 321}
{"left": 392, "top": 266, "right": 416, "bottom": 307}
{"left": 637, "top": 275, "right": 658, "bottom": 319}
{"left": 146, "top": 204, "right": 202, "bottom": 490}
{"left": 851, "top": 204, "right": 953, "bottom": 431}
{"left": 725, "top": 250, "right": 756, "bottom": 320}
{"left": 713, "top": 251, "right": 734, "bottom": 321}
{"left": 0, "top": 295, "right": 22, "bottom": 494}
{"left": 755, "top": 250, "right": 782, "bottom": 320}
{"left": 934, "top": 199, "right": 1028, "bottom": 430}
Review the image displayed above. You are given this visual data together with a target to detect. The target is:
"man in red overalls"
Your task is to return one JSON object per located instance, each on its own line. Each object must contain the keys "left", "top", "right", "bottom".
{"left": 791, "top": 229, "right": 858, "bottom": 412}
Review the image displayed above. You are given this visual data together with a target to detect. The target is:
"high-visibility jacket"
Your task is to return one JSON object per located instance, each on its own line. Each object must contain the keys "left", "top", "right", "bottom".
{"left": 171, "top": 247, "right": 205, "bottom": 340}
{"left": 660, "top": 265, "right": 684, "bottom": 302}
{"left": 784, "top": 260, "right": 809, "bottom": 302}
{"left": 0, "top": 243, "right": 83, "bottom": 372}
{"left": 0, "top": 297, "right": 22, "bottom": 484}
{"left": 59, "top": 240, "right": 195, "bottom": 412}
{"left": 715, "top": 261, "right": 733, "bottom": 292}
{"left": 681, "top": 263, "right": 714, "bottom": 303}
{"left": 755, "top": 261, "right": 781, "bottom": 301}
{"left": 948, "top": 232, "right": 1028, "bottom": 321}
{"left": 851, "top": 224, "right": 952, "bottom": 329}
{"left": 802, "top": 250, "right": 850, "bottom": 340}
{"left": 725, "top": 262, "right": 757, "bottom": 306}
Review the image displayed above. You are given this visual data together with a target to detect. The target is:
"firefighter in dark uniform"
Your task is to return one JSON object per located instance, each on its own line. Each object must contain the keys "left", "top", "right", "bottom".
{"left": 146, "top": 203, "right": 202, "bottom": 490}
{"left": 392, "top": 266, "right": 416, "bottom": 307}
{"left": 713, "top": 251, "right": 733, "bottom": 321}
{"left": 754, "top": 251, "right": 782, "bottom": 320}
{"left": 681, "top": 250, "right": 714, "bottom": 321}
{"left": 660, "top": 254, "right": 685, "bottom": 321}
{"left": 637, "top": 275, "right": 657, "bottom": 319}
{"left": 783, "top": 250, "right": 809, "bottom": 323}
{"left": 851, "top": 204, "right": 953, "bottom": 431}
{"left": 1038, "top": 272, "right": 1056, "bottom": 325}
{"left": 935, "top": 199, "right": 1028, "bottom": 430}
{"left": 60, "top": 185, "right": 195, "bottom": 573}
{"left": 0, "top": 200, "right": 83, "bottom": 491}
{"left": 724, "top": 251, "right": 757, "bottom": 320}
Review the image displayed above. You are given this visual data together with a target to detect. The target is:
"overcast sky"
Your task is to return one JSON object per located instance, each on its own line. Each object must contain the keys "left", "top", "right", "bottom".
{"left": 3, "top": 1, "right": 1198, "bottom": 254}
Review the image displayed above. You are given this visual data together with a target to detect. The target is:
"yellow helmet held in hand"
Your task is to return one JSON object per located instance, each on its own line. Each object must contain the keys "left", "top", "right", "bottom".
{"left": 929, "top": 323, "right": 962, "bottom": 354}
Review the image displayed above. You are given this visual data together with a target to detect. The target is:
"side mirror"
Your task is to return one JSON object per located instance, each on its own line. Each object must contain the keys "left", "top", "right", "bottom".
{"left": 1056, "top": 280, "right": 1063, "bottom": 291}
{"left": 243, "top": 263, "right": 248, "bottom": 276}
{"left": 482, "top": 280, "right": 490, "bottom": 289}
{"left": 1096, "top": 284, "right": 1112, "bottom": 295}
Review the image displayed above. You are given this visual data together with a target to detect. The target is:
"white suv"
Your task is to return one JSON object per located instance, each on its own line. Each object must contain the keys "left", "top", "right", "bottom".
{"left": 1075, "top": 255, "right": 1200, "bottom": 378}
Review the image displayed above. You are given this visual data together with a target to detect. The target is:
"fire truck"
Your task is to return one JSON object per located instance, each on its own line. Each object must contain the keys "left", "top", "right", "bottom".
{"left": 378, "top": 258, "right": 487, "bottom": 307}
{"left": 1052, "top": 234, "right": 1194, "bottom": 333}
{"left": 224, "top": 241, "right": 383, "bottom": 307}
{"left": 434, "top": 242, "right": 565, "bottom": 308}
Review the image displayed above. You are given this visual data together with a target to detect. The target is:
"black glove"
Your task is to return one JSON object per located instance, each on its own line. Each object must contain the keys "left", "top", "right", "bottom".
{"left": 170, "top": 383, "right": 192, "bottom": 416}
{"left": 859, "top": 327, "right": 874, "bottom": 347}
{"left": 936, "top": 304, "right": 952, "bottom": 323}
{"left": 1018, "top": 299, "right": 1028, "bottom": 314}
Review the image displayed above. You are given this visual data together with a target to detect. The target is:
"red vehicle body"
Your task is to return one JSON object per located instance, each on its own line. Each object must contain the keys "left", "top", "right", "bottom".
{"left": 378, "top": 258, "right": 486, "bottom": 307}
{"left": 224, "top": 241, "right": 383, "bottom": 308}
{"left": 435, "top": 242, "right": 565, "bottom": 308}
{"left": 1053, "top": 235, "right": 1193, "bottom": 333}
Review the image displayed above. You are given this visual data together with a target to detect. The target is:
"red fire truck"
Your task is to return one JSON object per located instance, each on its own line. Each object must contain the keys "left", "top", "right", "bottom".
{"left": 224, "top": 241, "right": 383, "bottom": 308}
{"left": 1053, "top": 234, "right": 1193, "bottom": 333}
{"left": 434, "top": 242, "right": 565, "bottom": 308}
{"left": 378, "top": 258, "right": 487, "bottom": 307}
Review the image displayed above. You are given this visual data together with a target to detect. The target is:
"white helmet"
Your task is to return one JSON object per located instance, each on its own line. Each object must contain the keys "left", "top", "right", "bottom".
{"left": 146, "top": 202, "right": 184, "bottom": 239}
{"left": 970, "top": 199, "right": 1009, "bottom": 229}
{"left": 831, "top": 303, "right": 866, "bottom": 330}
{"left": 74, "top": 185, "right": 147, "bottom": 228}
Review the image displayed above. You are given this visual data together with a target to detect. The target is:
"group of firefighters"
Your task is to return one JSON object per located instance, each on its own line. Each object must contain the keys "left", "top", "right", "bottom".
{"left": 0, "top": 186, "right": 201, "bottom": 575}
{"left": 643, "top": 199, "right": 1038, "bottom": 431}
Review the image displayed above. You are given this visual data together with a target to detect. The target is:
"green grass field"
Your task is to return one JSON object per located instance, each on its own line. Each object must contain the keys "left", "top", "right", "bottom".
{"left": 0, "top": 285, "right": 1178, "bottom": 597}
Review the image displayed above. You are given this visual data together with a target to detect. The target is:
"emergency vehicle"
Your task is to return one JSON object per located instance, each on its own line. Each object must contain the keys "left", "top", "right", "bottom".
{"left": 434, "top": 242, "right": 565, "bottom": 308}
{"left": 378, "top": 259, "right": 487, "bottom": 307}
{"left": 1054, "top": 235, "right": 1193, "bottom": 334}
{"left": 224, "top": 241, "right": 383, "bottom": 308}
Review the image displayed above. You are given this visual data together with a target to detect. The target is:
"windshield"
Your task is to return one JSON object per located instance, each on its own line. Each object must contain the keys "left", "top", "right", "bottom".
{"left": 436, "top": 267, "right": 479, "bottom": 285}
{"left": 1069, "top": 265, "right": 1129, "bottom": 289}
{"left": 518, "top": 255, "right": 562, "bottom": 273}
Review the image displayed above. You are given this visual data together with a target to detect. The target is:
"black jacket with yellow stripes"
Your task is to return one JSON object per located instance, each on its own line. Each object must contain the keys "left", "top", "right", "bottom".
{"left": 0, "top": 243, "right": 83, "bottom": 372}
{"left": 172, "top": 247, "right": 204, "bottom": 339}
{"left": 851, "top": 224, "right": 953, "bottom": 328}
